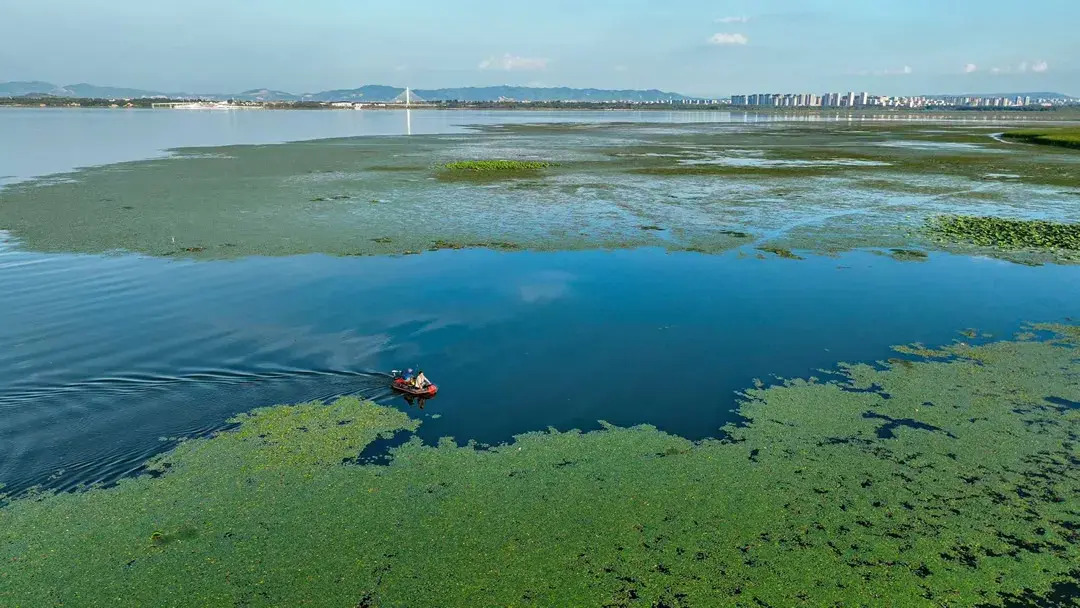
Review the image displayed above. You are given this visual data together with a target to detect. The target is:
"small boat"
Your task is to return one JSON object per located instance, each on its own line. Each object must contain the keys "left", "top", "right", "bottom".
{"left": 391, "top": 376, "right": 438, "bottom": 396}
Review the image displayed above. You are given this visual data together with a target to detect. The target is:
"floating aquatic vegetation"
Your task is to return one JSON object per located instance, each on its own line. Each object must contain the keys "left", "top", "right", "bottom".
{"left": 428, "top": 239, "right": 524, "bottom": 252}
{"left": 1, "top": 327, "right": 1077, "bottom": 606}
{"left": 438, "top": 160, "right": 556, "bottom": 180}
{"left": 888, "top": 248, "right": 929, "bottom": 261}
{"left": 927, "top": 215, "right": 1080, "bottom": 251}
{"left": 430, "top": 239, "right": 468, "bottom": 250}
{"left": 443, "top": 160, "right": 555, "bottom": 172}
{"left": 1, "top": 122, "right": 1079, "bottom": 260}
{"left": 756, "top": 246, "right": 804, "bottom": 260}
{"left": 1002, "top": 127, "right": 1080, "bottom": 150}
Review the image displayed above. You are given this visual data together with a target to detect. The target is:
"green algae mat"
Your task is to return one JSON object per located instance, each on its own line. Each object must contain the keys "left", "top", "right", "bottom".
{"left": 2, "top": 121, "right": 1079, "bottom": 263}
{"left": 928, "top": 214, "right": 1080, "bottom": 252}
{"left": 2, "top": 326, "right": 1078, "bottom": 607}
{"left": 1003, "top": 127, "right": 1080, "bottom": 150}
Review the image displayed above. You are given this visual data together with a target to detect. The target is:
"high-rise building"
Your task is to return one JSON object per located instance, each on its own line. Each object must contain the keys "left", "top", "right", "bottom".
{"left": 725, "top": 90, "right": 1045, "bottom": 110}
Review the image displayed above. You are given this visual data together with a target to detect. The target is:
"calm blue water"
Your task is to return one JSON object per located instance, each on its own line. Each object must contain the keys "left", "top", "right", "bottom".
{"left": 1, "top": 108, "right": 1078, "bottom": 496}
{"left": 1, "top": 244, "right": 1077, "bottom": 493}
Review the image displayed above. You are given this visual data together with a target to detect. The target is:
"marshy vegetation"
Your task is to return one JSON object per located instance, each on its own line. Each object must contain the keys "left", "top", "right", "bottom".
{"left": 1, "top": 326, "right": 1078, "bottom": 606}
{"left": 1, "top": 121, "right": 1079, "bottom": 262}
{"left": 928, "top": 215, "right": 1080, "bottom": 251}
{"left": 887, "top": 248, "right": 930, "bottom": 261}
{"left": 757, "top": 245, "right": 804, "bottom": 260}
{"left": 1003, "top": 127, "right": 1080, "bottom": 150}
{"left": 438, "top": 159, "right": 556, "bottom": 179}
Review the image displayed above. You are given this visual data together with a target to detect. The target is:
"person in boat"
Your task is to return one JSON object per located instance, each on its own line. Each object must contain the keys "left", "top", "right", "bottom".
{"left": 400, "top": 368, "right": 416, "bottom": 383}
{"left": 413, "top": 370, "right": 430, "bottom": 389}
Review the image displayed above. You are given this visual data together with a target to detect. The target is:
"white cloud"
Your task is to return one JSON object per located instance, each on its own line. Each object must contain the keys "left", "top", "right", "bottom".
{"left": 987, "top": 61, "right": 1048, "bottom": 75}
{"left": 709, "top": 33, "right": 749, "bottom": 45}
{"left": 478, "top": 54, "right": 548, "bottom": 71}
{"left": 716, "top": 16, "right": 750, "bottom": 23}
{"left": 964, "top": 63, "right": 978, "bottom": 74}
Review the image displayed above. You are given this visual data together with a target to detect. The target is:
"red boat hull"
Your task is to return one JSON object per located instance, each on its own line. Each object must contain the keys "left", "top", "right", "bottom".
{"left": 392, "top": 378, "right": 438, "bottom": 396}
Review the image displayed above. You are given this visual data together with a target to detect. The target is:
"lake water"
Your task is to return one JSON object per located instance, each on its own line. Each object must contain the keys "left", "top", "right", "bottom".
{"left": 1, "top": 108, "right": 1078, "bottom": 495}
{"left": 0, "top": 107, "right": 1037, "bottom": 184}
{"left": 0, "top": 107, "right": 784, "bottom": 184}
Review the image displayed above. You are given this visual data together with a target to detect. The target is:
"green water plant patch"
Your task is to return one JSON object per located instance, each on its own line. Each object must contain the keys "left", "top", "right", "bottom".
{"left": 1002, "top": 127, "right": 1080, "bottom": 150}
{"left": 888, "top": 248, "right": 930, "bottom": 261}
{"left": 3, "top": 123, "right": 1080, "bottom": 260}
{"left": 4, "top": 327, "right": 1077, "bottom": 606}
{"left": 757, "top": 245, "right": 804, "bottom": 260}
{"left": 928, "top": 214, "right": 1080, "bottom": 251}
{"left": 438, "top": 160, "right": 555, "bottom": 177}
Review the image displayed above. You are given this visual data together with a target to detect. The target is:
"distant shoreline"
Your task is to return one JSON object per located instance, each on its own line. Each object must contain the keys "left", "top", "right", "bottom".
{"left": 3, "top": 97, "right": 1079, "bottom": 121}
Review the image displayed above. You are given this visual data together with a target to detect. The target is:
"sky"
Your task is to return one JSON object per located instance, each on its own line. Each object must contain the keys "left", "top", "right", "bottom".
{"left": 1, "top": 0, "right": 1077, "bottom": 97}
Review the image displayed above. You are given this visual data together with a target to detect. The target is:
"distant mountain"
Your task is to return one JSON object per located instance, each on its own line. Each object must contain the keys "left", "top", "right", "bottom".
{"left": 8, "top": 81, "right": 1073, "bottom": 103}
{"left": 60, "top": 83, "right": 171, "bottom": 99}
{"left": 234, "top": 89, "right": 300, "bottom": 102}
{"left": 297, "top": 85, "right": 690, "bottom": 103}
{"left": 0, "top": 81, "right": 178, "bottom": 99}
{"left": 0, "top": 81, "right": 68, "bottom": 96}
{"left": 304, "top": 85, "right": 406, "bottom": 102}
{"left": 1, "top": 81, "right": 693, "bottom": 103}
{"left": 414, "top": 86, "right": 688, "bottom": 102}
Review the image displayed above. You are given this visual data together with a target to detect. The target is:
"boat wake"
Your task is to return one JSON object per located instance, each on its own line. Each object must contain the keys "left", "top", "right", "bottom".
{"left": 0, "top": 367, "right": 397, "bottom": 408}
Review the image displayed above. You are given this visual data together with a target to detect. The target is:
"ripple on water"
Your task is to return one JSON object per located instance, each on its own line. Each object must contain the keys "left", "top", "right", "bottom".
{"left": 2, "top": 245, "right": 1080, "bottom": 496}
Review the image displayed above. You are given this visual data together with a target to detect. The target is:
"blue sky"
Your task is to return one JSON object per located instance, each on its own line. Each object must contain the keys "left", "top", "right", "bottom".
{"left": 2, "top": 0, "right": 1076, "bottom": 96}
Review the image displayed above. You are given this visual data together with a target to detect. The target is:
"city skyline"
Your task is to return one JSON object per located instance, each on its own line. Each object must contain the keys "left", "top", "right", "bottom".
{"left": 729, "top": 91, "right": 1071, "bottom": 109}
{"left": 2, "top": 79, "right": 1075, "bottom": 105}
{"left": 1, "top": 0, "right": 1076, "bottom": 97}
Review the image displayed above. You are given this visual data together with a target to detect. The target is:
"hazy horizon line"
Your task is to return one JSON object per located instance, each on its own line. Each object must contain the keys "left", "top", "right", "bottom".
{"left": 1, "top": 79, "right": 1074, "bottom": 99}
